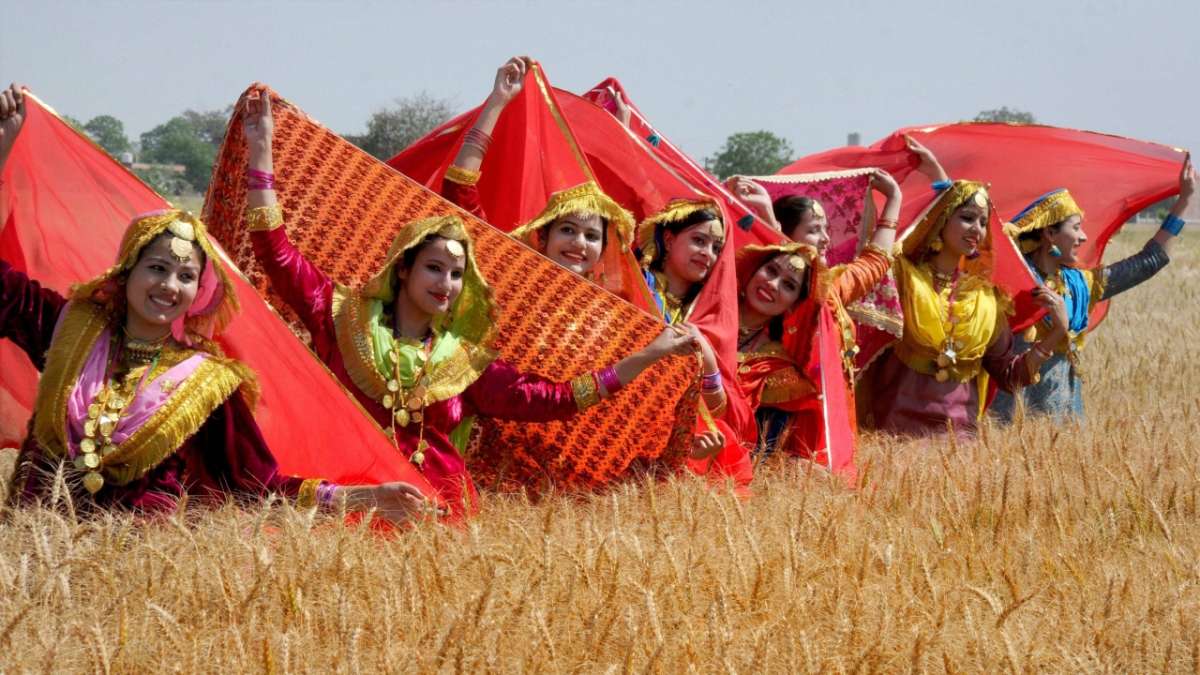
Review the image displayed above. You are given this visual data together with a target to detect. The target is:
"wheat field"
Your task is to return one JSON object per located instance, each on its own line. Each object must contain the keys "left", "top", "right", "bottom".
{"left": 1, "top": 229, "right": 1198, "bottom": 673}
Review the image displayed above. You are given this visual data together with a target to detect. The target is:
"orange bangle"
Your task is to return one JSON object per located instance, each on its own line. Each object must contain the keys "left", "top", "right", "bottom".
{"left": 876, "top": 218, "right": 898, "bottom": 230}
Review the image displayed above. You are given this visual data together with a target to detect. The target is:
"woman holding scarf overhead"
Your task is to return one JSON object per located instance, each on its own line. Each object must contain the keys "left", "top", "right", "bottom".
{"left": 241, "top": 90, "right": 700, "bottom": 515}
{"left": 992, "top": 156, "right": 1195, "bottom": 421}
{"left": 736, "top": 170, "right": 902, "bottom": 460}
{"left": 0, "top": 84, "right": 424, "bottom": 520}
{"left": 862, "top": 178, "right": 1071, "bottom": 436}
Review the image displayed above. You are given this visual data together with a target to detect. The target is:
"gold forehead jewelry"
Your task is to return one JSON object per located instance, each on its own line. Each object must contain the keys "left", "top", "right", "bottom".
{"left": 972, "top": 190, "right": 989, "bottom": 208}
{"left": 786, "top": 254, "right": 808, "bottom": 273}
{"left": 444, "top": 239, "right": 465, "bottom": 258}
{"left": 810, "top": 200, "right": 826, "bottom": 220}
{"left": 165, "top": 219, "right": 197, "bottom": 262}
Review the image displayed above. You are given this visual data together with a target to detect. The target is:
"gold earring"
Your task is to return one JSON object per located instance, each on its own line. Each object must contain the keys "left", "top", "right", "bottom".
{"left": 929, "top": 236, "right": 944, "bottom": 253}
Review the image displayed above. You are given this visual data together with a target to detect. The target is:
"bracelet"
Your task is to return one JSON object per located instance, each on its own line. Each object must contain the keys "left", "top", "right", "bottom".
{"left": 463, "top": 127, "right": 492, "bottom": 154}
{"left": 701, "top": 370, "right": 723, "bottom": 393}
{"left": 246, "top": 168, "right": 275, "bottom": 191}
{"left": 1161, "top": 214, "right": 1186, "bottom": 236}
{"left": 570, "top": 373, "right": 602, "bottom": 411}
{"left": 931, "top": 179, "right": 953, "bottom": 192}
{"left": 317, "top": 481, "right": 338, "bottom": 507}
{"left": 875, "top": 218, "right": 898, "bottom": 230}
{"left": 597, "top": 366, "right": 622, "bottom": 397}
{"left": 246, "top": 204, "right": 284, "bottom": 232}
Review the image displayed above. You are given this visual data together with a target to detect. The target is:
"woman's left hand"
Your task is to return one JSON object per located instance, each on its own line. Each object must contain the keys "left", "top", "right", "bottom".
{"left": 242, "top": 85, "right": 274, "bottom": 169}
{"left": 1179, "top": 153, "right": 1195, "bottom": 202}
{"left": 870, "top": 169, "right": 901, "bottom": 199}
{"left": 1032, "top": 285, "right": 1068, "bottom": 333}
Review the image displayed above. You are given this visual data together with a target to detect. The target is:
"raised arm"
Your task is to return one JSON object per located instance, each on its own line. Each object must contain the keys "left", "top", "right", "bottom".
{"left": 0, "top": 83, "right": 25, "bottom": 175}
{"left": 241, "top": 89, "right": 336, "bottom": 338}
{"left": 906, "top": 134, "right": 951, "bottom": 186}
{"left": 725, "top": 177, "right": 780, "bottom": 231}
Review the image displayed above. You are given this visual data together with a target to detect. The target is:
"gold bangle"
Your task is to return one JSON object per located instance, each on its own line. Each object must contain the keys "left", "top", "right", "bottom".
{"left": 246, "top": 204, "right": 284, "bottom": 232}
{"left": 444, "top": 165, "right": 481, "bottom": 187}
{"left": 570, "top": 373, "right": 601, "bottom": 412}
{"left": 296, "top": 478, "right": 321, "bottom": 509}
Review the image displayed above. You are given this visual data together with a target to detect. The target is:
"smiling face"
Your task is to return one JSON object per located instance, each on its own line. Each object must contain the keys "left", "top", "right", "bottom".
{"left": 124, "top": 233, "right": 204, "bottom": 336}
{"left": 396, "top": 237, "right": 466, "bottom": 317}
{"left": 543, "top": 213, "right": 604, "bottom": 275}
{"left": 787, "top": 211, "right": 830, "bottom": 259}
{"left": 940, "top": 196, "right": 988, "bottom": 258}
{"left": 743, "top": 254, "right": 807, "bottom": 318}
{"left": 1044, "top": 215, "right": 1087, "bottom": 264}
{"left": 662, "top": 220, "right": 723, "bottom": 285}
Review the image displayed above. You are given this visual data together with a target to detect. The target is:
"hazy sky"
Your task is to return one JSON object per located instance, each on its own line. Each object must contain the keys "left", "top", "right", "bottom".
{"left": 2, "top": 0, "right": 1197, "bottom": 161}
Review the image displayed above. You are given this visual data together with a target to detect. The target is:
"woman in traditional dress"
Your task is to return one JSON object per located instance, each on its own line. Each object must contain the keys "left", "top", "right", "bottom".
{"left": 862, "top": 177, "right": 1071, "bottom": 436}
{"left": 241, "top": 91, "right": 700, "bottom": 514}
{"left": 0, "top": 85, "right": 424, "bottom": 520}
{"left": 992, "top": 156, "right": 1195, "bottom": 421}
{"left": 441, "top": 57, "right": 638, "bottom": 294}
{"left": 736, "top": 170, "right": 902, "bottom": 457}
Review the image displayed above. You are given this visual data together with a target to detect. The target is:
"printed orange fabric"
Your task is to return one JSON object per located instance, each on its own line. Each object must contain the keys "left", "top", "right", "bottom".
{"left": 0, "top": 93, "right": 432, "bottom": 494}
{"left": 780, "top": 123, "right": 1185, "bottom": 328}
{"left": 205, "top": 85, "right": 699, "bottom": 492}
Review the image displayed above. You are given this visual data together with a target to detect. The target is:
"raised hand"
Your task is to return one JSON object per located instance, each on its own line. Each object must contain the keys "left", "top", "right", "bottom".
{"left": 0, "top": 83, "right": 27, "bottom": 155}
{"left": 242, "top": 86, "right": 274, "bottom": 151}
{"left": 647, "top": 325, "right": 700, "bottom": 360}
{"left": 490, "top": 56, "right": 531, "bottom": 105}
{"left": 870, "top": 169, "right": 901, "bottom": 199}
{"left": 610, "top": 87, "right": 631, "bottom": 128}
{"left": 1179, "top": 153, "right": 1195, "bottom": 202}
{"left": 905, "top": 133, "right": 949, "bottom": 183}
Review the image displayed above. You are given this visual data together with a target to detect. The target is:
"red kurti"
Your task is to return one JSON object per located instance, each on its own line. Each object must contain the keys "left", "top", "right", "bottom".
{"left": 250, "top": 226, "right": 582, "bottom": 514}
{"left": 1, "top": 261, "right": 304, "bottom": 513}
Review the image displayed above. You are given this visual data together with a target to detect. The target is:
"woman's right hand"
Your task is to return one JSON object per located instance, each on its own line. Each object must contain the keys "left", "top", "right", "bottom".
{"left": 904, "top": 133, "right": 949, "bottom": 183}
{"left": 360, "top": 481, "right": 434, "bottom": 524}
{"left": 0, "top": 83, "right": 27, "bottom": 153}
{"left": 1032, "top": 285, "right": 1069, "bottom": 334}
{"left": 489, "top": 56, "right": 531, "bottom": 106}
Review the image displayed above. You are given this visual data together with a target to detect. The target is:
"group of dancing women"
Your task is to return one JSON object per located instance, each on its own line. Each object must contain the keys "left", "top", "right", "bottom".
{"left": 1, "top": 56, "right": 1194, "bottom": 524}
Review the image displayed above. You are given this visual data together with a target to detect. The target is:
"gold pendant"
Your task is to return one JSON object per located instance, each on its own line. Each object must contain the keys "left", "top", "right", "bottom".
{"left": 410, "top": 384, "right": 427, "bottom": 401}
{"left": 101, "top": 444, "right": 117, "bottom": 457}
{"left": 88, "top": 403, "right": 101, "bottom": 419}
{"left": 84, "top": 420, "right": 97, "bottom": 436}
{"left": 81, "top": 453, "right": 100, "bottom": 470}
{"left": 99, "top": 418, "right": 116, "bottom": 437}
{"left": 82, "top": 471, "right": 104, "bottom": 494}
{"left": 387, "top": 379, "right": 400, "bottom": 393}
{"left": 936, "top": 353, "right": 950, "bottom": 368}
{"left": 394, "top": 409, "right": 410, "bottom": 427}
{"left": 382, "top": 394, "right": 394, "bottom": 409}
{"left": 80, "top": 438, "right": 97, "bottom": 454}
{"left": 107, "top": 396, "right": 125, "bottom": 411}
{"left": 406, "top": 396, "right": 423, "bottom": 412}
{"left": 411, "top": 411, "right": 423, "bottom": 424}
{"left": 935, "top": 369, "right": 949, "bottom": 383}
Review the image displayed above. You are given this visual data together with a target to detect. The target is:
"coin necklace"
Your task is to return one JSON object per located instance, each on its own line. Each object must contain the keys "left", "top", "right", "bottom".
{"left": 931, "top": 266, "right": 962, "bottom": 383}
{"left": 382, "top": 334, "right": 434, "bottom": 467}
{"left": 77, "top": 332, "right": 161, "bottom": 494}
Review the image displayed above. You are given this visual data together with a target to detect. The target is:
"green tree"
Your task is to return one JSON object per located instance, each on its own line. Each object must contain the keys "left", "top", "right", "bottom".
{"left": 704, "top": 131, "right": 794, "bottom": 180}
{"left": 83, "top": 115, "right": 131, "bottom": 156}
{"left": 182, "top": 107, "right": 233, "bottom": 149}
{"left": 346, "top": 93, "right": 454, "bottom": 160}
{"left": 140, "top": 117, "right": 217, "bottom": 192}
{"left": 974, "top": 107, "right": 1036, "bottom": 124}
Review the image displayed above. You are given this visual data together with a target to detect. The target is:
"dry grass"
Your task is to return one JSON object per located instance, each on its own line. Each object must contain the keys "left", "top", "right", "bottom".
{"left": 2, "top": 229, "right": 1198, "bottom": 673}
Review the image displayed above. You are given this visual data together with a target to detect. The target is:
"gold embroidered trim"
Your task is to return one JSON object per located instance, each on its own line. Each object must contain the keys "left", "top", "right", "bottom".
{"left": 331, "top": 285, "right": 496, "bottom": 407}
{"left": 510, "top": 181, "right": 636, "bottom": 252}
{"left": 33, "top": 302, "right": 250, "bottom": 487}
{"left": 760, "top": 367, "right": 817, "bottom": 405}
{"left": 246, "top": 204, "right": 284, "bottom": 232}
{"left": 444, "top": 165, "right": 481, "bottom": 186}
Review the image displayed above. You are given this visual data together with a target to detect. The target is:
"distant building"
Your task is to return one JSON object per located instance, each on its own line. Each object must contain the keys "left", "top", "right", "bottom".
{"left": 847, "top": 132, "right": 861, "bottom": 146}
{"left": 119, "top": 151, "right": 134, "bottom": 167}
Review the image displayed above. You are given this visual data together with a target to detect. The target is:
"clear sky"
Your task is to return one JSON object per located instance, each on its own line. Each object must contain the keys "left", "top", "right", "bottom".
{"left": 2, "top": 0, "right": 1197, "bottom": 161}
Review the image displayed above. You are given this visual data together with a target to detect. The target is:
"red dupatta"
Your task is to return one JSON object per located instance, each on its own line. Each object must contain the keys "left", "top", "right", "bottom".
{"left": 0, "top": 92, "right": 433, "bottom": 495}
{"left": 781, "top": 123, "right": 1186, "bottom": 328}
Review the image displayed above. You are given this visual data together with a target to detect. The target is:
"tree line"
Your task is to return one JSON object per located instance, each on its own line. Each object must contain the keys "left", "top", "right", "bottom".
{"left": 64, "top": 97, "right": 1036, "bottom": 196}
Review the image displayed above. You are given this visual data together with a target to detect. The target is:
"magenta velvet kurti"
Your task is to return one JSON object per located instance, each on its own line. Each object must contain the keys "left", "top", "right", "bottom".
{"left": 2, "top": 261, "right": 304, "bottom": 513}
{"left": 250, "top": 226, "right": 581, "bottom": 513}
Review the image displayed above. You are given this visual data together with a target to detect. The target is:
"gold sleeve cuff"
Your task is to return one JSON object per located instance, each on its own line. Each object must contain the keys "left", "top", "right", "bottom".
{"left": 862, "top": 242, "right": 894, "bottom": 261}
{"left": 296, "top": 478, "right": 322, "bottom": 509}
{"left": 570, "top": 373, "right": 601, "bottom": 412}
{"left": 246, "top": 204, "right": 284, "bottom": 232}
{"left": 444, "top": 165, "right": 481, "bottom": 187}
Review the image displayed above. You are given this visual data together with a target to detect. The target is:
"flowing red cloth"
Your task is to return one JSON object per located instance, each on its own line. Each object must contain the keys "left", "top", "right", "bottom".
{"left": 780, "top": 123, "right": 1186, "bottom": 327}
{"left": 0, "top": 93, "right": 432, "bottom": 495}
{"left": 207, "top": 85, "right": 700, "bottom": 495}
{"left": 581, "top": 79, "right": 780, "bottom": 250}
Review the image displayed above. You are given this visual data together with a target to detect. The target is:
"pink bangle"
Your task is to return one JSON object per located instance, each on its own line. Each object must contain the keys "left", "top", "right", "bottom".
{"left": 463, "top": 127, "right": 492, "bottom": 154}
{"left": 246, "top": 168, "right": 275, "bottom": 191}
{"left": 597, "top": 366, "right": 622, "bottom": 397}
